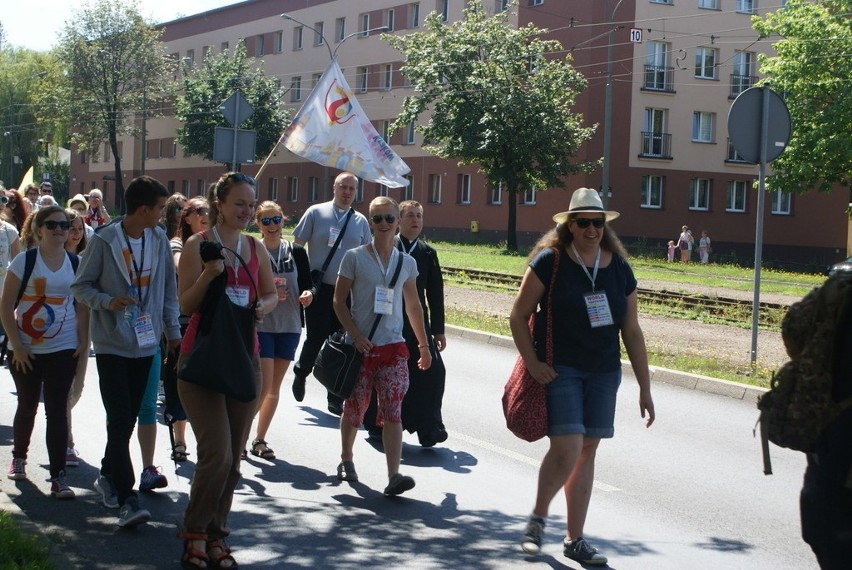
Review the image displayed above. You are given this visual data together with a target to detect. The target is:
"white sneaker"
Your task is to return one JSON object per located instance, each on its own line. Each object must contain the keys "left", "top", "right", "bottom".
{"left": 65, "top": 447, "right": 80, "bottom": 467}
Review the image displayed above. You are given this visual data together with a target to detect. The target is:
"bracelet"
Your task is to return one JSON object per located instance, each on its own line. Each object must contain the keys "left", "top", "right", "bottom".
{"left": 418, "top": 345, "right": 428, "bottom": 349}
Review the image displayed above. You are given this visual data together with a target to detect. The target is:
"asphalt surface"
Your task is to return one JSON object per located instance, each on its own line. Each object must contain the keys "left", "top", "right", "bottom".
{"left": 1, "top": 326, "right": 817, "bottom": 569}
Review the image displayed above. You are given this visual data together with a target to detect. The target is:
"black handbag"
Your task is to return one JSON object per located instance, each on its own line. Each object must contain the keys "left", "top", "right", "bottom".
{"left": 179, "top": 241, "right": 259, "bottom": 402}
{"left": 314, "top": 251, "right": 403, "bottom": 400}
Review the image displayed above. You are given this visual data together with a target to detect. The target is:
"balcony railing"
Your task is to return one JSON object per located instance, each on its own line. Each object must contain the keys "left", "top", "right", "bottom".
{"left": 729, "top": 74, "right": 758, "bottom": 98}
{"left": 640, "top": 131, "right": 672, "bottom": 159}
{"left": 643, "top": 65, "right": 674, "bottom": 92}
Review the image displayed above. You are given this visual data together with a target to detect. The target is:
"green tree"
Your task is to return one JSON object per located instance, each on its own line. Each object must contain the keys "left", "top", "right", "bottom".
{"left": 385, "top": 0, "right": 597, "bottom": 251}
{"left": 0, "top": 47, "right": 55, "bottom": 188}
{"left": 175, "top": 41, "right": 289, "bottom": 168}
{"left": 753, "top": 0, "right": 852, "bottom": 194}
{"left": 53, "top": 0, "right": 174, "bottom": 207}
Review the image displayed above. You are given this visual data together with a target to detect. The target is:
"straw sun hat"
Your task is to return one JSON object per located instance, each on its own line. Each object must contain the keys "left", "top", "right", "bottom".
{"left": 552, "top": 187, "right": 620, "bottom": 225}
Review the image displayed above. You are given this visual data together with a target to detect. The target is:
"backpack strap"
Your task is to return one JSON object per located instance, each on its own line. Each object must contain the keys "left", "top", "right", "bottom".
{"left": 15, "top": 248, "right": 39, "bottom": 308}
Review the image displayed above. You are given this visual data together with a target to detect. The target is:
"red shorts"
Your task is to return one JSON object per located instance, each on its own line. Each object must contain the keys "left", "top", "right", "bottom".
{"left": 345, "top": 342, "right": 409, "bottom": 428}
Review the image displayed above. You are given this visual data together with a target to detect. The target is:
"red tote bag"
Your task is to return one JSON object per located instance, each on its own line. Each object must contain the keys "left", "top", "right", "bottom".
{"left": 502, "top": 248, "right": 559, "bottom": 442}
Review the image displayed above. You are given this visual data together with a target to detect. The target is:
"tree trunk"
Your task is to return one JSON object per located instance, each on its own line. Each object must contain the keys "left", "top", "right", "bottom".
{"left": 506, "top": 185, "right": 518, "bottom": 252}
{"left": 109, "top": 126, "right": 125, "bottom": 214}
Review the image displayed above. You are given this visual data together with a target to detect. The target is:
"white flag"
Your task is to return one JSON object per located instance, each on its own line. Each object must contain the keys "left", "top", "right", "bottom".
{"left": 280, "top": 59, "right": 411, "bottom": 188}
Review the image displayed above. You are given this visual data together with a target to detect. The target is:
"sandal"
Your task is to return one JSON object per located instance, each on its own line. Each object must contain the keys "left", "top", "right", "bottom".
{"left": 171, "top": 442, "right": 190, "bottom": 462}
{"left": 207, "top": 538, "right": 238, "bottom": 569}
{"left": 178, "top": 532, "right": 208, "bottom": 569}
{"left": 250, "top": 439, "right": 275, "bottom": 460}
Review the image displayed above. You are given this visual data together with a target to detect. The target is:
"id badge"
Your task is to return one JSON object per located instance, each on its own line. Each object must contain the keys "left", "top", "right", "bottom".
{"left": 134, "top": 313, "right": 157, "bottom": 347}
{"left": 583, "top": 292, "right": 615, "bottom": 328}
{"left": 327, "top": 227, "right": 341, "bottom": 247}
{"left": 225, "top": 285, "right": 250, "bottom": 307}
{"left": 374, "top": 286, "right": 394, "bottom": 315}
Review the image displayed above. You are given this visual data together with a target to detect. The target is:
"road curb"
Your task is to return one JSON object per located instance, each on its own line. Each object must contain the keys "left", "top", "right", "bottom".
{"left": 445, "top": 325, "right": 767, "bottom": 404}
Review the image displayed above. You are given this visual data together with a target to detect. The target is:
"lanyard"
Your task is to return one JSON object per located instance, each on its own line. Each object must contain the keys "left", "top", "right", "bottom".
{"left": 212, "top": 226, "right": 241, "bottom": 284}
{"left": 400, "top": 237, "right": 418, "bottom": 255}
{"left": 333, "top": 206, "right": 348, "bottom": 226}
{"left": 265, "top": 240, "right": 289, "bottom": 272}
{"left": 570, "top": 242, "right": 601, "bottom": 291}
{"left": 121, "top": 222, "right": 147, "bottom": 308}
{"left": 370, "top": 243, "right": 397, "bottom": 286}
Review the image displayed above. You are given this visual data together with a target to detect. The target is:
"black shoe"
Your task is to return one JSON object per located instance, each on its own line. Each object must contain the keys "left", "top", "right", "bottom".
{"left": 419, "top": 427, "right": 448, "bottom": 448}
{"left": 327, "top": 400, "right": 343, "bottom": 416}
{"left": 292, "top": 375, "right": 306, "bottom": 402}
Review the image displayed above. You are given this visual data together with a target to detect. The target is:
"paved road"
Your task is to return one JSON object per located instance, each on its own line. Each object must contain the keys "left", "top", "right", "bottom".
{"left": 0, "top": 330, "right": 817, "bottom": 569}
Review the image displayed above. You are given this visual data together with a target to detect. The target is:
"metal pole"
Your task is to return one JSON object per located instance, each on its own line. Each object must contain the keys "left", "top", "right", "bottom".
{"left": 232, "top": 95, "right": 240, "bottom": 171}
{"left": 140, "top": 86, "right": 147, "bottom": 175}
{"left": 601, "top": 0, "right": 623, "bottom": 208}
{"left": 750, "top": 86, "right": 770, "bottom": 365}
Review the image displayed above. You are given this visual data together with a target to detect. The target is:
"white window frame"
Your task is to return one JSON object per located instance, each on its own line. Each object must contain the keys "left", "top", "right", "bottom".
{"left": 196, "top": 179, "right": 206, "bottom": 196}
{"left": 430, "top": 174, "right": 442, "bottom": 204}
{"left": 699, "top": 0, "right": 719, "bottom": 9}
{"left": 382, "top": 120, "right": 390, "bottom": 143}
{"left": 736, "top": 0, "right": 755, "bottom": 14}
{"left": 335, "top": 18, "right": 345, "bottom": 43}
{"left": 650, "top": 0, "right": 672, "bottom": 4}
{"left": 182, "top": 180, "right": 190, "bottom": 195}
{"left": 641, "top": 175, "right": 663, "bottom": 208}
{"left": 288, "top": 177, "right": 298, "bottom": 202}
{"left": 268, "top": 177, "right": 278, "bottom": 201}
{"left": 689, "top": 178, "right": 710, "bottom": 211}
{"left": 290, "top": 76, "right": 302, "bottom": 102}
{"left": 695, "top": 47, "right": 717, "bottom": 79}
{"left": 532, "top": 0, "right": 544, "bottom": 5}
{"left": 439, "top": 0, "right": 449, "bottom": 22}
{"left": 312, "top": 73, "right": 322, "bottom": 89}
{"left": 274, "top": 31, "right": 283, "bottom": 53}
{"left": 727, "top": 180, "right": 748, "bottom": 212}
{"left": 404, "top": 121, "right": 416, "bottom": 144}
{"left": 733, "top": 50, "right": 755, "bottom": 76}
{"left": 378, "top": 184, "right": 389, "bottom": 197}
{"left": 309, "top": 177, "right": 319, "bottom": 202}
{"left": 356, "top": 66, "right": 368, "bottom": 93}
{"left": 313, "top": 22, "right": 324, "bottom": 47}
{"left": 490, "top": 182, "right": 502, "bottom": 205}
{"left": 386, "top": 9, "right": 395, "bottom": 32}
{"left": 360, "top": 14, "right": 370, "bottom": 37}
{"left": 459, "top": 174, "right": 471, "bottom": 205}
{"left": 409, "top": 3, "right": 420, "bottom": 28}
{"left": 403, "top": 176, "right": 414, "bottom": 201}
{"left": 522, "top": 188, "right": 537, "bottom": 205}
{"left": 383, "top": 64, "right": 393, "bottom": 91}
{"left": 692, "top": 111, "right": 714, "bottom": 143}
{"left": 256, "top": 35, "right": 265, "bottom": 56}
{"left": 771, "top": 190, "right": 791, "bottom": 214}
{"left": 293, "top": 27, "right": 303, "bottom": 50}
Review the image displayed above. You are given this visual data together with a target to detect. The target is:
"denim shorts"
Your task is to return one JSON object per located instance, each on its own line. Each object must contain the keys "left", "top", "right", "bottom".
{"left": 258, "top": 332, "right": 300, "bottom": 360}
{"left": 546, "top": 365, "right": 622, "bottom": 438}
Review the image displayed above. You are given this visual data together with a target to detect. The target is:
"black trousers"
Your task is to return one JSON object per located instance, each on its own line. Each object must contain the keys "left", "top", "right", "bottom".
{"left": 293, "top": 282, "right": 343, "bottom": 403}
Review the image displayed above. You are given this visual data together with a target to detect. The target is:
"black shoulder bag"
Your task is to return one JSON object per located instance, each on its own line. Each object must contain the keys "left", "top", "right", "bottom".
{"left": 310, "top": 208, "right": 354, "bottom": 299}
{"left": 179, "top": 240, "right": 259, "bottom": 402}
{"left": 313, "top": 251, "right": 404, "bottom": 400}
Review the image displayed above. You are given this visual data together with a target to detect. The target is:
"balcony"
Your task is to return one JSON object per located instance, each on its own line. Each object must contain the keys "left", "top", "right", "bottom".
{"left": 729, "top": 74, "right": 758, "bottom": 98}
{"left": 640, "top": 132, "right": 672, "bottom": 159}
{"left": 643, "top": 65, "right": 675, "bottom": 92}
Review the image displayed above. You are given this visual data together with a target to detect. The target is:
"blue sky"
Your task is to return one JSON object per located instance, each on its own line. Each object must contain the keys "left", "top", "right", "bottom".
{"left": 2, "top": 0, "right": 238, "bottom": 52}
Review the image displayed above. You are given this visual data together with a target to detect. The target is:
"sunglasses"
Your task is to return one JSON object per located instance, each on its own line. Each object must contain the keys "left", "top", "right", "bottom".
{"left": 371, "top": 214, "right": 396, "bottom": 224}
{"left": 42, "top": 220, "right": 70, "bottom": 231}
{"left": 192, "top": 207, "right": 209, "bottom": 216}
{"left": 229, "top": 173, "right": 257, "bottom": 186}
{"left": 260, "top": 215, "right": 283, "bottom": 226}
{"left": 573, "top": 218, "right": 605, "bottom": 229}
{"left": 41, "top": 189, "right": 53, "bottom": 194}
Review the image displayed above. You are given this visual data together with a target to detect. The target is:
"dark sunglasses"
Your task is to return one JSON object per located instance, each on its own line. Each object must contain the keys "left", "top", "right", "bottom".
{"left": 260, "top": 215, "right": 283, "bottom": 226}
{"left": 229, "top": 173, "right": 257, "bottom": 186}
{"left": 42, "top": 220, "right": 70, "bottom": 231}
{"left": 193, "top": 207, "right": 209, "bottom": 216}
{"left": 573, "top": 218, "right": 605, "bottom": 229}
{"left": 371, "top": 214, "right": 396, "bottom": 224}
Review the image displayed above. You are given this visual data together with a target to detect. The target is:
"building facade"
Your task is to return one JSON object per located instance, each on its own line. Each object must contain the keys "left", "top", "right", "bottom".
{"left": 69, "top": 0, "right": 850, "bottom": 269}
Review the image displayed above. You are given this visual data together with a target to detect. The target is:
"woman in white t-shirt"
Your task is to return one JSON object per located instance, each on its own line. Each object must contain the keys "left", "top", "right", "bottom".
{"left": 0, "top": 206, "right": 89, "bottom": 499}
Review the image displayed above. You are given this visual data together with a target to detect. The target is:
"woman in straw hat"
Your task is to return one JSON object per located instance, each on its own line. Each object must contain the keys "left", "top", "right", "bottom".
{"left": 510, "top": 187, "right": 655, "bottom": 565}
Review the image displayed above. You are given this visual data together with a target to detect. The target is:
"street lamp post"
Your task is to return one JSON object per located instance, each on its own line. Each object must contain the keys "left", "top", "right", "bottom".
{"left": 601, "top": 0, "right": 624, "bottom": 209}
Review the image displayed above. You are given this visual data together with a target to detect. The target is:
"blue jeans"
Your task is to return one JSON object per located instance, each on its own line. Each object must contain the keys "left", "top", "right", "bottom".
{"left": 546, "top": 365, "right": 621, "bottom": 438}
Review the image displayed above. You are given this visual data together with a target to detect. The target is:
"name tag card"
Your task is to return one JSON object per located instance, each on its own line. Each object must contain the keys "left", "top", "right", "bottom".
{"left": 225, "top": 285, "right": 250, "bottom": 307}
{"left": 134, "top": 313, "right": 157, "bottom": 347}
{"left": 583, "top": 292, "right": 614, "bottom": 328}
{"left": 374, "top": 286, "right": 394, "bottom": 315}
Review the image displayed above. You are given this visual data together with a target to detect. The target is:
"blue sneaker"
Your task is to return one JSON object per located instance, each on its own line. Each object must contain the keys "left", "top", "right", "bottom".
{"left": 139, "top": 465, "right": 167, "bottom": 492}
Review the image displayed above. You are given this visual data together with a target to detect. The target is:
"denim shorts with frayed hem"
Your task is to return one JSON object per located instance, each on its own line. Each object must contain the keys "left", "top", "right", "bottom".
{"left": 546, "top": 365, "right": 621, "bottom": 438}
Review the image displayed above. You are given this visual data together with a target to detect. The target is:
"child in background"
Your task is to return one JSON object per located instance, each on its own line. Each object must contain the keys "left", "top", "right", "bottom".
{"left": 667, "top": 240, "right": 676, "bottom": 262}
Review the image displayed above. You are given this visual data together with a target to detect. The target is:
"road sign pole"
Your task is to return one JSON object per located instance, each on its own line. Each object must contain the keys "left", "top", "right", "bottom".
{"left": 232, "top": 97, "right": 240, "bottom": 171}
{"left": 750, "top": 86, "right": 771, "bottom": 365}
